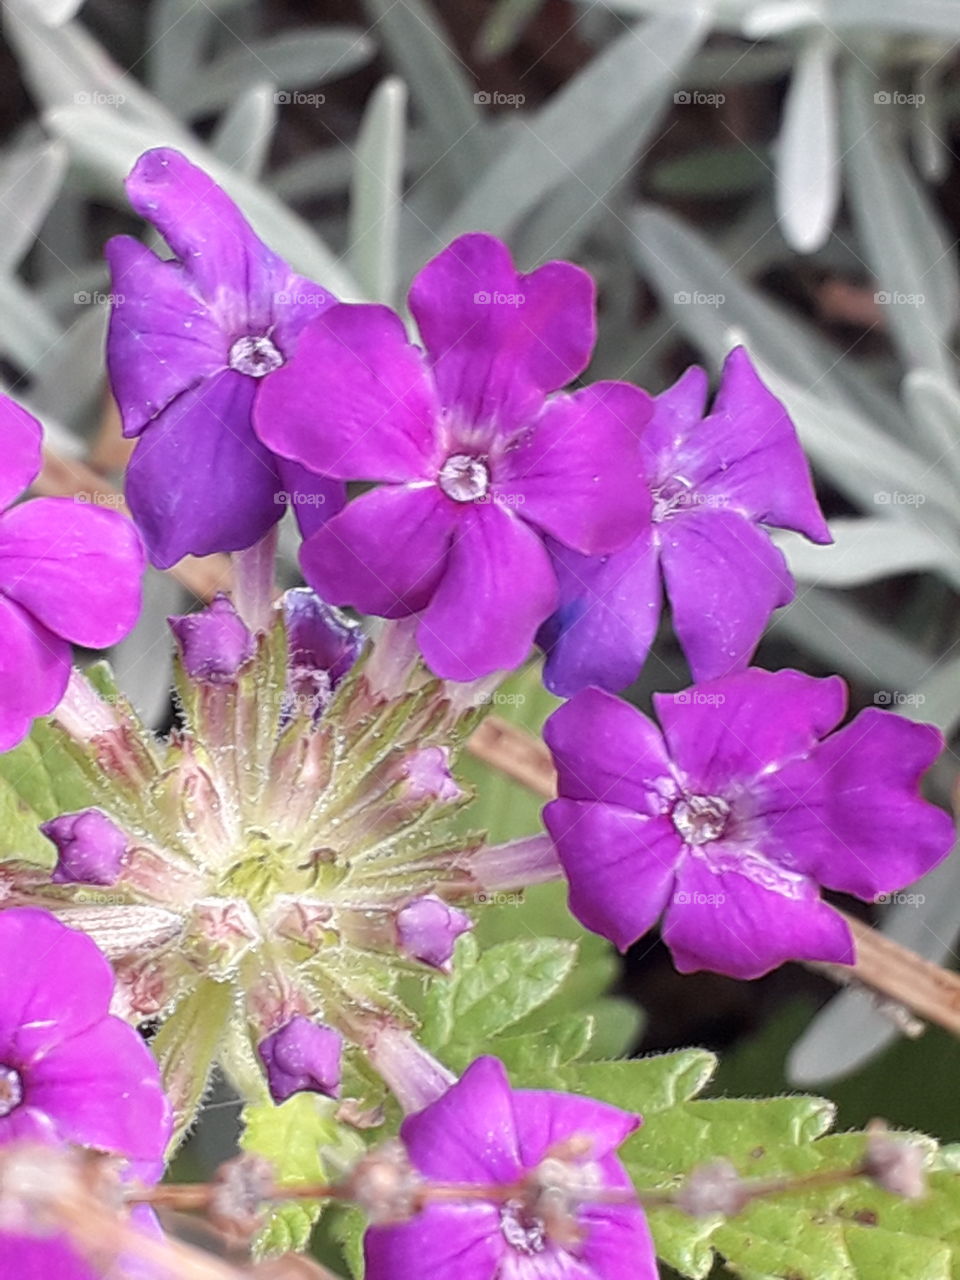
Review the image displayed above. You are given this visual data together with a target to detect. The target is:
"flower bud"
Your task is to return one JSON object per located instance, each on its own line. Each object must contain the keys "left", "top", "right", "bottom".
{"left": 258, "top": 1016, "right": 343, "bottom": 1103}
{"left": 42, "top": 809, "right": 127, "bottom": 886}
{"left": 397, "top": 747, "right": 462, "bottom": 804}
{"left": 396, "top": 895, "right": 472, "bottom": 971}
{"left": 284, "top": 589, "right": 362, "bottom": 695}
{"left": 169, "top": 594, "right": 255, "bottom": 684}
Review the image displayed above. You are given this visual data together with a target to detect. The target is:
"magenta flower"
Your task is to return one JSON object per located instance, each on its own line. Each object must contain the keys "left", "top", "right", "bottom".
{"left": 365, "top": 1055, "right": 655, "bottom": 1280}
{"left": 0, "top": 397, "right": 144, "bottom": 751}
{"left": 544, "top": 670, "right": 953, "bottom": 978}
{"left": 254, "top": 234, "right": 652, "bottom": 681}
{"left": 0, "top": 908, "right": 171, "bottom": 1276}
{"left": 106, "top": 148, "right": 344, "bottom": 568}
{"left": 540, "top": 348, "right": 831, "bottom": 695}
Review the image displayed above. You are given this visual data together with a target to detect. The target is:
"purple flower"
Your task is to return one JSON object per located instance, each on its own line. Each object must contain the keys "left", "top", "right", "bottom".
{"left": 540, "top": 349, "right": 831, "bottom": 695}
{"left": 396, "top": 895, "right": 473, "bottom": 971}
{"left": 365, "top": 1055, "right": 655, "bottom": 1280}
{"left": 544, "top": 670, "right": 953, "bottom": 978}
{"left": 254, "top": 234, "right": 652, "bottom": 681}
{"left": 169, "top": 594, "right": 255, "bottom": 683}
{"left": 284, "top": 588, "right": 363, "bottom": 711}
{"left": 106, "top": 148, "right": 345, "bottom": 568}
{"left": 42, "top": 809, "right": 128, "bottom": 886}
{"left": 0, "top": 397, "right": 144, "bottom": 752}
{"left": 0, "top": 908, "right": 171, "bottom": 1276}
{"left": 258, "top": 1016, "right": 342, "bottom": 1103}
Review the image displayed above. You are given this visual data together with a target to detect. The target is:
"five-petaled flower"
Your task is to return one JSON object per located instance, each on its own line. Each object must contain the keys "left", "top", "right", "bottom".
{"left": 544, "top": 670, "right": 953, "bottom": 977}
{"left": 540, "top": 349, "right": 831, "bottom": 696}
{"left": 0, "top": 908, "right": 171, "bottom": 1277}
{"left": 106, "top": 147, "right": 344, "bottom": 568}
{"left": 365, "top": 1055, "right": 656, "bottom": 1280}
{"left": 0, "top": 397, "right": 144, "bottom": 751}
{"left": 254, "top": 233, "right": 652, "bottom": 681}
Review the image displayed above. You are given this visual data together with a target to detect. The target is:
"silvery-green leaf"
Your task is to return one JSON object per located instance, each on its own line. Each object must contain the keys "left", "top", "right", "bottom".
{"left": 902, "top": 367, "right": 960, "bottom": 486}
{"left": 363, "top": 0, "right": 493, "bottom": 192}
{"left": 828, "top": 0, "right": 960, "bottom": 35}
{"left": 9, "top": 0, "right": 87, "bottom": 25}
{"left": 629, "top": 204, "right": 903, "bottom": 438}
{"left": 842, "top": 63, "right": 959, "bottom": 374}
{"left": 773, "top": 587, "right": 929, "bottom": 690}
{"left": 788, "top": 846, "right": 960, "bottom": 1085}
{"left": 210, "top": 84, "right": 278, "bottom": 176}
{"left": 29, "top": 303, "right": 106, "bottom": 427}
{"left": 4, "top": 7, "right": 183, "bottom": 128}
{"left": 776, "top": 519, "right": 960, "bottom": 591}
{"left": 444, "top": 12, "right": 709, "bottom": 245}
{"left": 775, "top": 34, "right": 839, "bottom": 253}
{"left": 0, "top": 139, "right": 67, "bottom": 270}
{"left": 474, "top": 0, "right": 545, "bottom": 59}
{"left": 44, "top": 107, "right": 361, "bottom": 298}
{"left": 111, "top": 568, "right": 182, "bottom": 730}
{"left": 180, "top": 28, "right": 375, "bottom": 118}
{"left": 146, "top": 0, "right": 219, "bottom": 106}
{"left": 742, "top": 0, "right": 829, "bottom": 36}
{"left": 914, "top": 66, "right": 950, "bottom": 183}
{"left": 349, "top": 78, "right": 407, "bottom": 305}
{"left": 0, "top": 277, "right": 62, "bottom": 367}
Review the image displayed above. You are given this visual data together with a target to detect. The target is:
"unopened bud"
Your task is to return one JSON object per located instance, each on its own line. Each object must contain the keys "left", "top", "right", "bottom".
{"left": 42, "top": 808, "right": 128, "bottom": 887}
{"left": 169, "top": 594, "right": 255, "bottom": 684}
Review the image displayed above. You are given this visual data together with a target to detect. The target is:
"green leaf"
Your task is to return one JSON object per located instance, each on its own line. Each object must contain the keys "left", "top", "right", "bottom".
{"left": 241, "top": 1093, "right": 366, "bottom": 1260}
{"left": 419, "top": 933, "right": 576, "bottom": 1053}
{"left": 152, "top": 979, "right": 234, "bottom": 1153}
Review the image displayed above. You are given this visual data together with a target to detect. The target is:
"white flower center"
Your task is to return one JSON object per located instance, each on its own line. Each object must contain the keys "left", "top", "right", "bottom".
{"left": 438, "top": 454, "right": 490, "bottom": 503}
{"left": 672, "top": 794, "right": 730, "bottom": 846}
{"left": 500, "top": 1200, "right": 547, "bottom": 1254}
{"left": 229, "top": 334, "right": 284, "bottom": 378}
{"left": 0, "top": 1066, "right": 23, "bottom": 1117}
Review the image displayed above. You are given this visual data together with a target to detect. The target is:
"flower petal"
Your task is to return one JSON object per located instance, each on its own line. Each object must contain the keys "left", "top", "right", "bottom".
{"left": 643, "top": 364, "right": 710, "bottom": 459}
{"left": 754, "top": 709, "right": 953, "bottom": 901}
{"left": 0, "top": 910, "right": 113, "bottom": 1061}
{"left": 365, "top": 1205, "right": 502, "bottom": 1280}
{"left": 662, "top": 851, "right": 854, "bottom": 978}
{"left": 0, "top": 1232, "right": 101, "bottom": 1280}
{"left": 0, "top": 499, "right": 144, "bottom": 648}
{"left": 402, "top": 1056, "right": 521, "bottom": 1183}
{"left": 654, "top": 668, "right": 848, "bottom": 794}
{"left": 124, "top": 370, "right": 280, "bottom": 567}
{"left": 105, "top": 236, "right": 227, "bottom": 438}
{"left": 0, "top": 396, "right": 42, "bottom": 509}
{"left": 0, "top": 597, "right": 70, "bottom": 752}
{"left": 502, "top": 382, "right": 652, "bottom": 554}
{"left": 664, "top": 348, "right": 830, "bottom": 542}
{"left": 659, "top": 507, "right": 794, "bottom": 682}
{"left": 409, "top": 233, "right": 596, "bottom": 433}
{"left": 580, "top": 1201, "right": 660, "bottom": 1280}
{"left": 544, "top": 687, "right": 672, "bottom": 813}
{"left": 417, "top": 506, "right": 557, "bottom": 681}
{"left": 255, "top": 304, "right": 439, "bottom": 482}
{"left": 539, "top": 529, "right": 662, "bottom": 697}
{"left": 300, "top": 485, "right": 454, "bottom": 619}
{"left": 124, "top": 148, "right": 283, "bottom": 329}
{"left": 512, "top": 1088, "right": 639, "bottom": 1167}
{"left": 546, "top": 798, "right": 681, "bottom": 951}
{"left": 276, "top": 457, "right": 345, "bottom": 540}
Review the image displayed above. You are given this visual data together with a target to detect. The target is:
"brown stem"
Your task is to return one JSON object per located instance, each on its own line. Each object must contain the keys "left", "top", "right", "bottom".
{"left": 467, "top": 715, "right": 960, "bottom": 1038}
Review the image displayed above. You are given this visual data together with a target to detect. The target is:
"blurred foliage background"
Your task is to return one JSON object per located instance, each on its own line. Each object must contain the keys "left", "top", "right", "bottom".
{"left": 2, "top": 0, "right": 960, "bottom": 1147}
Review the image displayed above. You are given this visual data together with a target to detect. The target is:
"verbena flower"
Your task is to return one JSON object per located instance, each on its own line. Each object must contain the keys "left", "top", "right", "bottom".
{"left": 365, "top": 1055, "right": 655, "bottom": 1280}
{"left": 254, "top": 233, "right": 652, "bottom": 681}
{"left": 540, "top": 349, "right": 831, "bottom": 695}
{"left": 0, "top": 908, "right": 171, "bottom": 1277}
{"left": 106, "top": 148, "right": 344, "bottom": 568}
{"left": 0, "top": 397, "right": 143, "bottom": 751}
{"left": 544, "top": 670, "right": 953, "bottom": 977}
